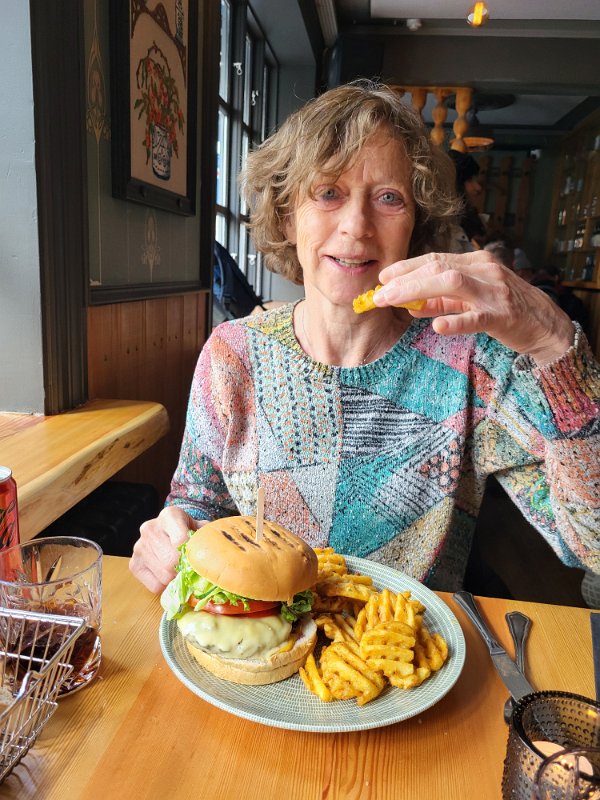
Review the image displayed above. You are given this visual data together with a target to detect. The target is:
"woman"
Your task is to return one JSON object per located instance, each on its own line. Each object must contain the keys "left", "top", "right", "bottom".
{"left": 130, "top": 81, "right": 599, "bottom": 595}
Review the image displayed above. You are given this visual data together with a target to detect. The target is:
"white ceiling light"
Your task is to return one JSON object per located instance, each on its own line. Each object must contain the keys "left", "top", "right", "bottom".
{"left": 315, "top": 0, "right": 338, "bottom": 47}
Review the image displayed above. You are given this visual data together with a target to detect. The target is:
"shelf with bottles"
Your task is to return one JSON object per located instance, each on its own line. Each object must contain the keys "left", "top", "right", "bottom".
{"left": 552, "top": 200, "right": 600, "bottom": 265}
{"left": 561, "top": 249, "right": 599, "bottom": 287}
{"left": 590, "top": 219, "right": 600, "bottom": 249}
{"left": 547, "top": 110, "right": 600, "bottom": 289}
{"left": 555, "top": 196, "right": 598, "bottom": 230}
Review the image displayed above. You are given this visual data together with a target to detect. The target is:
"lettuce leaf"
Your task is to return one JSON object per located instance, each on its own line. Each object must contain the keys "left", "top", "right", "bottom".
{"left": 280, "top": 590, "right": 315, "bottom": 623}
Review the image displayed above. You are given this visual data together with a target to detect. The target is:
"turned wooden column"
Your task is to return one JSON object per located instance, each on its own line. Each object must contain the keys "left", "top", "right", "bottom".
{"left": 431, "top": 88, "right": 451, "bottom": 147}
{"left": 388, "top": 84, "right": 475, "bottom": 152}
{"left": 410, "top": 87, "right": 427, "bottom": 119}
{"left": 450, "top": 87, "right": 473, "bottom": 152}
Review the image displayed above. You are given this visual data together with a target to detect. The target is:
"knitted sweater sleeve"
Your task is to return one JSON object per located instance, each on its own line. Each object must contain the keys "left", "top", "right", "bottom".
{"left": 485, "top": 324, "right": 600, "bottom": 572}
{"left": 165, "top": 326, "right": 239, "bottom": 521}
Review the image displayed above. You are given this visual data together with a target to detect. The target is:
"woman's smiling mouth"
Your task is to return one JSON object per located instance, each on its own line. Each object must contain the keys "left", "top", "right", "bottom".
{"left": 330, "top": 256, "right": 376, "bottom": 268}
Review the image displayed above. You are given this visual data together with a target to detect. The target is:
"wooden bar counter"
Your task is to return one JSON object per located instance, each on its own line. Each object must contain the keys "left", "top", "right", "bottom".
{"left": 0, "top": 399, "right": 169, "bottom": 541}
{"left": 1, "top": 556, "right": 593, "bottom": 800}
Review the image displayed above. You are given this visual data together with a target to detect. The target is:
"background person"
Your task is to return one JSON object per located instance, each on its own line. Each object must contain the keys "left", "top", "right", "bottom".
{"left": 484, "top": 237, "right": 537, "bottom": 284}
{"left": 130, "top": 81, "right": 600, "bottom": 597}
{"left": 448, "top": 150, "right": 487, "bottom": 251}
{"left": 513, "top": 248, "right": 535, "bottom": 283}
{"left": 483, "top": 238, "right": 515, "bottom": 269}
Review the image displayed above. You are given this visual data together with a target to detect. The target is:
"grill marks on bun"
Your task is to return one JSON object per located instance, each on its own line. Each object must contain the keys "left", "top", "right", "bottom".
{"left": 221, "top": 529, "right": 259, "bottom": 550}
{"left": 186, "top": 515, "right": 318, "bottom": 602}
{"left": 216, "top": 518, "right": 307, "bottom": 553}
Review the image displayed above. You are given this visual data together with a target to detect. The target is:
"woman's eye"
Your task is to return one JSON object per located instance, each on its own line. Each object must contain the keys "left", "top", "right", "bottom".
{"left": 379, "top": 191, "right": 403, "bottom": 206}
{"left": 316, "top": 186, "right": 338, "bottom": 201}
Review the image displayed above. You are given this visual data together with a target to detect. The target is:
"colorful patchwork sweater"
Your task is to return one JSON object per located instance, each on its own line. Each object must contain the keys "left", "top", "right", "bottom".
{"left": 167, "top": 303, "right": 600, "bottom": 590}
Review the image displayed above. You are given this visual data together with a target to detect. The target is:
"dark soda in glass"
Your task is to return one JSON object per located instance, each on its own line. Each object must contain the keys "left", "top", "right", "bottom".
{"left": 0, "top": 467, "right": 19, "bottom": 550}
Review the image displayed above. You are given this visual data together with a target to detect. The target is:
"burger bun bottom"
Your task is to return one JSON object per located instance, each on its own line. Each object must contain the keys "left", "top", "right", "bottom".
{"left": 185, "top": 613, "right": 317, "bottom": 686}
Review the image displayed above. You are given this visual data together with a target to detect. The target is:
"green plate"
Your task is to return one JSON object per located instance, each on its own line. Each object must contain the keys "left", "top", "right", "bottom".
{"left": 159, "top": 556, "right": 466, "bottom": 732}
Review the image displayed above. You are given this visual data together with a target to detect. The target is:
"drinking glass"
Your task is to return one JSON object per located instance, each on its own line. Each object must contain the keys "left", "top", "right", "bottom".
{"left": 502, "top": 691, "right": 600, "bottom": 799}
{"left": 0, "top": 536, "right": 102, "bottom": 695}
{"left": 534, "top": 746, "right": 600, "bottom": 799}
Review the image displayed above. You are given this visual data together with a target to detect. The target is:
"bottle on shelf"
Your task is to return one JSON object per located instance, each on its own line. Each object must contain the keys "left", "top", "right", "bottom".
{"left": 583, "top": 253, "right": 595, "bottom": 282}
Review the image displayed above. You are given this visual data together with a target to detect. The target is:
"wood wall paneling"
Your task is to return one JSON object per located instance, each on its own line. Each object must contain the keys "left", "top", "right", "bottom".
{"left": 87, "top": 292, "right": 209, "bottom": 499}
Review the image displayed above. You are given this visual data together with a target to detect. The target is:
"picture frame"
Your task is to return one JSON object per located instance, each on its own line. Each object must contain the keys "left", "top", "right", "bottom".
{"left": 110, "top": 0, "right": 198, "bottom": 216}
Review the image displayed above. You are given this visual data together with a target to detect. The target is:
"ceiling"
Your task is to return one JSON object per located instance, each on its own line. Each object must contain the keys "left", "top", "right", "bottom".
{"left": 319, "top": 0, "right": 600, "bottom": 150}
{"left": 369, "top": 0, "right": 600, "bottom": 24}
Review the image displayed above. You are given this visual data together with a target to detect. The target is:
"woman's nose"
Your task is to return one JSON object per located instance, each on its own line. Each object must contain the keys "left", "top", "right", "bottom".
{"left": 337, "top": 197, "right": 374, "bottom": 238}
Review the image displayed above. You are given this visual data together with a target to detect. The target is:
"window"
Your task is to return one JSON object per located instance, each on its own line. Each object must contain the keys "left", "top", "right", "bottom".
{"left": 216, "top": 0, "right": 278, "bottom": 299}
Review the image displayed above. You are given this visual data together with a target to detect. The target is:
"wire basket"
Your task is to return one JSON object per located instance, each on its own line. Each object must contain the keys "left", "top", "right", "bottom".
{"left": 0, "top": 606, "right": 85, "bottom": 782}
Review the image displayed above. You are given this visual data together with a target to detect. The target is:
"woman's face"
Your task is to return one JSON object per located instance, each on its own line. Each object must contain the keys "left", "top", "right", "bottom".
{"left": 285, "top": 131, "right": 416, "bottom": 309}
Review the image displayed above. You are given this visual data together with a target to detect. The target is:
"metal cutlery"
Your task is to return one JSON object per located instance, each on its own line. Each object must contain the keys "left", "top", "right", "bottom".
{"left": 453, "top": 590, "right": 535, "bottom": 705}
{"left": 503, "top": 611, "right": 531, "bottom": 723}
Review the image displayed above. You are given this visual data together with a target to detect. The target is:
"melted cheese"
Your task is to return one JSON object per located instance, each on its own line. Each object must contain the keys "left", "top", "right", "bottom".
{"left": 177, "top": 610, "right": 292, "bottom": 660}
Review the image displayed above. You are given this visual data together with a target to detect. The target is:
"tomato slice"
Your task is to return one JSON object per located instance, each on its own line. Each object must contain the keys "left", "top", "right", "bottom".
{"left": 189, "top": 596, "right": 280, "bottom": 616}
{"left": 234, "top": 607, "right": 283, "bottom": 618}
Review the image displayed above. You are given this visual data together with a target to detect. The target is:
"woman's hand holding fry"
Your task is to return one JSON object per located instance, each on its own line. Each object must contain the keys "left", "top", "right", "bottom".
{"left": 374, "top": 251, "right": 575, "bottom": 367}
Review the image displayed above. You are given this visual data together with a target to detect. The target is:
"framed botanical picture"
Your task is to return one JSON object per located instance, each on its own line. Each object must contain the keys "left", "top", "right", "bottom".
{"left": 110, "top": 0, "right": 197, "bottom": 215}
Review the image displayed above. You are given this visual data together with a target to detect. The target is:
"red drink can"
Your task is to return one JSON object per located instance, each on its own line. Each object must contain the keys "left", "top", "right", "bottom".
{"left": 0, "top": 466, "right": 20, "bottom": 549}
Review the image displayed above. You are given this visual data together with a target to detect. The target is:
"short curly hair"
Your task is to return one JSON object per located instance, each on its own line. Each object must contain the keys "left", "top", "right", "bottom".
{"left": 240, "top": 80, "right": 461, "bottom": 285}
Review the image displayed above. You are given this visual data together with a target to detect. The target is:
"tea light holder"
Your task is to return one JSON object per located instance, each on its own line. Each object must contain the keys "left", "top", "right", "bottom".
{"left": 502, "top": 691, "right": 600, "bottom": 799}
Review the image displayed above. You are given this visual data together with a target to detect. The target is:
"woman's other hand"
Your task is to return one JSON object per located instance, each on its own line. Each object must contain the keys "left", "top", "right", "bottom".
{"left": 375, "top": 251, "right": 575, "bottom": 366}
{"left": 129, "top": 506, "right": 207, "bottom": 593}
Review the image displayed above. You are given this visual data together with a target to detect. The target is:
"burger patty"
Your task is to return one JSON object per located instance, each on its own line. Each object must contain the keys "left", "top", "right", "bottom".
{"left": 177, "top": 610, "right": 292, "bottom": 659}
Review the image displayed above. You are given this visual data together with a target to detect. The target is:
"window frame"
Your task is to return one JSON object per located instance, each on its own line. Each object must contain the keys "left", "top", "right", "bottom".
{"left": 216, "top": 0, "right": 278, "bottom": 296}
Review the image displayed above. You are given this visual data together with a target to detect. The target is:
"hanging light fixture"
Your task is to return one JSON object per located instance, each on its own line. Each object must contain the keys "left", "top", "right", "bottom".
{"left": 462, "top": 108, "right": 494, "bottom": 151}
{"left": 467, "top": 2, "right": 489, "bottom": 27}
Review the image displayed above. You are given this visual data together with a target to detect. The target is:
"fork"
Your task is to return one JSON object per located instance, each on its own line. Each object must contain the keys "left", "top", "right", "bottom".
{"left": 503, "top": 611, "right": 531, "bottom": 723}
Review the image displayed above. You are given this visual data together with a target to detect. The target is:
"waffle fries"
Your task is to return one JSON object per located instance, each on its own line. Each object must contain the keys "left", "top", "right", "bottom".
{"left": 299, "top": 548, "right": 449, "bottom": 706}
{"left": 352, "top": 285, "right": 426, "bottom": 314}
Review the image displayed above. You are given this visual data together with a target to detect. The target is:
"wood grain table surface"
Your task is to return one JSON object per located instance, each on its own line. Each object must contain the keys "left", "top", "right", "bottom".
{"left": 0, "top": 399, "right": 169, "bottom": 541}
{"left": 1, "top": 555, "right": 593, "bottom": 800}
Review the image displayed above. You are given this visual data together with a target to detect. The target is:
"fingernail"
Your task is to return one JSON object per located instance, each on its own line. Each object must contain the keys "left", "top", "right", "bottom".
{"left": 372, "top": 286, "right": 388, "bottom": 304}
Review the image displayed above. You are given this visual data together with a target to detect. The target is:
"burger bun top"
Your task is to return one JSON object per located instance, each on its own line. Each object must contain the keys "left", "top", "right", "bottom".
{"left": 186, "top": 515, "right": 317, "bottom": 602}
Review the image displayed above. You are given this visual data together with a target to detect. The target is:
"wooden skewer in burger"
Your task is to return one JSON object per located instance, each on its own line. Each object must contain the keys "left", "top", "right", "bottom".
{"left": 161, "top": 488, "right": 318, "bottom": 685}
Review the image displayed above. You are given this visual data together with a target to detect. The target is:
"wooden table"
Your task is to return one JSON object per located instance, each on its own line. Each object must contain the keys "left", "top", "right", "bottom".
{"left": 0, "top": 399, "right": 169, "bottom": 541}
{"left": 2, "top": 556, "right": 593, "bottom": 800}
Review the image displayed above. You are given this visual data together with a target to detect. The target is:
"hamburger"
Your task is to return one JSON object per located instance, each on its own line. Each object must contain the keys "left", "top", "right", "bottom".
{"left": 161, "top": 515, "right": 318, "bottom": 685}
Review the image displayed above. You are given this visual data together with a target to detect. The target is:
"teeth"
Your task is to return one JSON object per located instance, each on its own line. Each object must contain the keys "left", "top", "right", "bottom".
{"left": 333, "top": 257, "right": 370, "bottom": 266}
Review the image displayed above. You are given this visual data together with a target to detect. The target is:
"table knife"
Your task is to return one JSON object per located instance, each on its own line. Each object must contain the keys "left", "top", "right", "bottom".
{"left": 453, "top": 590, "right": 535, "bottom": 702}
{"left": 591, "top": 612, "right": 600, "bottom": 701}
